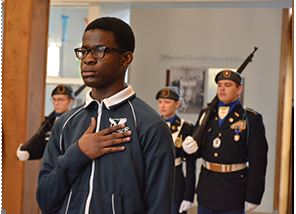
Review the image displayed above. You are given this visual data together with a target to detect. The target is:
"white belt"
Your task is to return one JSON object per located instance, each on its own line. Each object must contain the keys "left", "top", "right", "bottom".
{"left": 175, "top": 157, "right": 182, "bottom": 166}
{"left": 202, "top": 159, "right": 247, "bottom": 173}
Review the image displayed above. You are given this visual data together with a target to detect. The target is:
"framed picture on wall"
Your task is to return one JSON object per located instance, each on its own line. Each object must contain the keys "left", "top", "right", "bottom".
{"left": 166, "top": 65, "right": 206, "bottom": 114}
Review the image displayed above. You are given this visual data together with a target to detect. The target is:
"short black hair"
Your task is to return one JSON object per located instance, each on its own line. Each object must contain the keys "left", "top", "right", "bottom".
{"left": 85, "top": 17, "right": 135, "bottom": 53}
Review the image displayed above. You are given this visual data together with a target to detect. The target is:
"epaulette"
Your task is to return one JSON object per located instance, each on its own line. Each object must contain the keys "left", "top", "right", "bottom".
{"left": 245, "top": 107, "right": 258, "bottom": 115}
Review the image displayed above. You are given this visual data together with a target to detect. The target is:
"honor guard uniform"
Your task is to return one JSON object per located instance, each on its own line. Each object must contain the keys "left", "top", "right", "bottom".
{"left": 156, "top": 86, "right": 196, "bottom": 214}
{"left": 182, "top": 70, "right": 268, "bottom": 214}
{"left": 16, "top": 84, "right": 74, "bottom": 161}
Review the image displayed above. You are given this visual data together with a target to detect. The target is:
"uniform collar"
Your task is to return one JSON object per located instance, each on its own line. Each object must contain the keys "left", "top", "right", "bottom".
{"left": 164, "top": 114, "right": 178, "bottom": 124}
{"left": 218, "top": 99, "right": 240, "bottom": 107}
{"left": 83, "top": 85, "right": 136, "bottom": 110}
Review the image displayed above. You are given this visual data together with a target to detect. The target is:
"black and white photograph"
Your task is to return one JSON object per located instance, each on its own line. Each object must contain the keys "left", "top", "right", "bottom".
{"left": 166, "top": 65, "right": 206, "bottom": 114}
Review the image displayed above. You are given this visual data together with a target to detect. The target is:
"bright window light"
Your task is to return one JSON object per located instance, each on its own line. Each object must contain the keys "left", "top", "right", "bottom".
{"left": 47, "top": 43, "right": 60, "bottom": 76}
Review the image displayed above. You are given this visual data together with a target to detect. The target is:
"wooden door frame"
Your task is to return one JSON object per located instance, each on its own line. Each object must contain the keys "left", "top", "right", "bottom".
{"left": 273, "top": 8, "right": 292, "bottom": 213}
{"left": 2, "top": 0, "right": 50, "bottom": 213}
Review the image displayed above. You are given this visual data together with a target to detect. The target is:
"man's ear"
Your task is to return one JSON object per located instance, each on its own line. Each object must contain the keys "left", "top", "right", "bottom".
{"left": 176, "top": 100, "right": 181, "bottom": 109}
{"left": 237, "top": 84, "right": 243, "bottom": 96}
{"left": 121, "top": 51, "right": 133, "bottom": 68}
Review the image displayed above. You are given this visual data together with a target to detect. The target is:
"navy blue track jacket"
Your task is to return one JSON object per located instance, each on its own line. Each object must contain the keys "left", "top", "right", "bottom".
{"left": 36, "top": 85, "right": 175, "bottom": 214}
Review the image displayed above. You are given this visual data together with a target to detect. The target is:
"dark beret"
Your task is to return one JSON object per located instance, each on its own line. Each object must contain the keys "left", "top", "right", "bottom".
{"left": 215, "top": 69, "right": 242, "bottom": 85}
{"left": 155, "top": 86, "right": 180, "bottom": 100}
{"left": 51, "top": 84, "right": 74, "bottom": 98}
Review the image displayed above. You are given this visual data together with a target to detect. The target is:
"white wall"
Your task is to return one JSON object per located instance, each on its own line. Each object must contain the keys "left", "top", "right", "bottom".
{"left": 129, "top": 8, "right": 282, "bottom": 213}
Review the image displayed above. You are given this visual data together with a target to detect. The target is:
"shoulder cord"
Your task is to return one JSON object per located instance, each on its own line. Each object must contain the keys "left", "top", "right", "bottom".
{"left": 172, "top": 119, "right": 185, "bottom": 143}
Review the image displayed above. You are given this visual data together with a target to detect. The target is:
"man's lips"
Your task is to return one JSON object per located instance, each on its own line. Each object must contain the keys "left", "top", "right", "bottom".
{"left": 81, "top": 70, "right": 96, "bottom": 77}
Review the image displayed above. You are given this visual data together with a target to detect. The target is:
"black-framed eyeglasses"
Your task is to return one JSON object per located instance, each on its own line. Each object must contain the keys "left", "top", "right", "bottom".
{"left": 74, "top": 45, "right": 126, "bottom": 60}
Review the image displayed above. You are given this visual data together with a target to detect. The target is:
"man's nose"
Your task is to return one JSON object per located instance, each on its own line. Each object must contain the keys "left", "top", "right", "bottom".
{"left": 83, "top": 52, "right": 97, "bottom": 65}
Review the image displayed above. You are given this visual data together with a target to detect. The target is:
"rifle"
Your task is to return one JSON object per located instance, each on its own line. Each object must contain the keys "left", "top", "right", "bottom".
{"left": 192, "top": 47, "right": 258, "bottom": 146}
{"left": 17, "top": 84, "right": 87, "bottom": 161}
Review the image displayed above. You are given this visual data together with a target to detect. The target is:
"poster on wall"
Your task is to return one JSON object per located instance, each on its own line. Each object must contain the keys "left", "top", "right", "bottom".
{"left": 166, "top": 66, "right": 206, "bottom": 114}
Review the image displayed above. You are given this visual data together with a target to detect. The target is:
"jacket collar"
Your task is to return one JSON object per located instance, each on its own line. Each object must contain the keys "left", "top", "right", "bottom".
{"left": 84, "top": 85, "right": 136, "bottom": 110}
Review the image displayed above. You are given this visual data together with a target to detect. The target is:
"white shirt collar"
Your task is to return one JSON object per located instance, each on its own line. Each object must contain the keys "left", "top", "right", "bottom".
{"left": 84, "top": 85, "right": 136, "bottom": 109}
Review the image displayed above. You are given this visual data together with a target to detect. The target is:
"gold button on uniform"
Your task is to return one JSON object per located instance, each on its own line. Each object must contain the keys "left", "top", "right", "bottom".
{"left": 214, "top": 152, "right": 218, "bottom": 157}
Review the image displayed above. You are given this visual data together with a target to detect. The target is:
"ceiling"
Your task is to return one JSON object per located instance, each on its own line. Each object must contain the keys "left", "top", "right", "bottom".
{"left": 50, "top": 0, "right": 292, "bottom": 8}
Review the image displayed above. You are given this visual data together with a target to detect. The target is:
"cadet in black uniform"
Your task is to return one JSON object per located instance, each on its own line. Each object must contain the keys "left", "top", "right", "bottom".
{"left": 16, "top": 84, "right": 74, "bottom": 161}
{"left": 182, "top": 70, "right": 268, "bottom": 214}
{"left": 156, "top": 86, "right": 196, "bottom": 214}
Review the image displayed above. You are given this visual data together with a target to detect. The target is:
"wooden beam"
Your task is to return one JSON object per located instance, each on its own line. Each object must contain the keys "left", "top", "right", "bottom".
{"left": 23, "top": 0, "right": 50, "bottom": 213}
{"left": 273, "top": 8, "right": 292, "bottom": 212}
{"left": 277, "top": 8, "right": 292, "bottom": 213}
{"left": 2, "top": 0, "right": 49, "bottom": 213}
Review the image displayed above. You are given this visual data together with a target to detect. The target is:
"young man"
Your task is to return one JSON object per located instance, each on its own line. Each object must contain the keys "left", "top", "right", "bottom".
{"left": 36, "top": 17, "right": 174, "bottom": 214}
{"left": 182, "top": 70, "right": 268, "bottom": 214}
{"left": 156, "top": 86, "right": 196, "bottom": 214}
{"left": 16, "top": 84, "right": 74, "bottom": 161}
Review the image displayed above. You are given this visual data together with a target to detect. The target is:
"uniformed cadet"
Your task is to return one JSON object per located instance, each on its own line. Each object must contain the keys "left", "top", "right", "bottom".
{"left": 51, "top": 84, "right": 75, "bottom": 116}
{"left": 16, "top": 84, "right": 74, "bottom": 161}
{"left": 182, "top": 70, "right": 268, "bottom": 214}
{"left": 156, "top": 86, "right": 196, "bottom": 214}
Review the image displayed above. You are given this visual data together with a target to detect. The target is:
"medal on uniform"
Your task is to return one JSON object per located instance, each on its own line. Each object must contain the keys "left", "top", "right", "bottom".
{"left": 175, "top": 136, "right": 183, "bottom": 148}
{"left": 234, "top": 129, "right": 240, "bottom": 142}
{"left": 234, "top": 135, "right": 240, "bottom": 141}
{"left": 213, "top": 137, "right": 221, "bottom": 148}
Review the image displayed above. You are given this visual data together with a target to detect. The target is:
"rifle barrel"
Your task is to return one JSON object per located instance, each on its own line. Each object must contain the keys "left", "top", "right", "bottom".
{"left": 237, "top": 47, "right": 258, "bottom": 74}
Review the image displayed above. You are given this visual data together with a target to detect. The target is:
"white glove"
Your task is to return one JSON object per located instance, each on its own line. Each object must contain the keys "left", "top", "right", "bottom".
{"left": 178, "top": 200, "right": 193, "bottom": 213}
{"left": 16, "top": 144, "right": 30, "bottom": 161}
{"left": 244, "top": 201, "right": 258, "bottom": 212}
{"left": 182, "top": 136, "right": 198, "bottom": 154}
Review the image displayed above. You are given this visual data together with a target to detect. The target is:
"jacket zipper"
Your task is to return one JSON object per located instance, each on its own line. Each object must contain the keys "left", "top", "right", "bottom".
{"left": 64, "top": 190, "right": 72, "bottom": 214}
{"left": 84, "top": 102, "right": 102, "bottom": 214}
{"left": 112, "top": 194, "right": 116, "bottom": 214}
